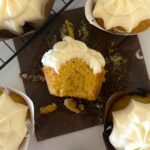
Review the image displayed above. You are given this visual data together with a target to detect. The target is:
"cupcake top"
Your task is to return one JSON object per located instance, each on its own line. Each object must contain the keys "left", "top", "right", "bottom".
{"left": 0, "top": 0, "right": 49, "bottom": 34}
{"left": 93, "top": 0, "right": 150, "bottom": 32}
{"left": 0, "top": 92, "right": 28, "bottom": 150}
{"left": 109, "top": 99, "right": 150, "bottom": 150}
{"left": 41, "top": 36, "right": 105, "bottom": 74}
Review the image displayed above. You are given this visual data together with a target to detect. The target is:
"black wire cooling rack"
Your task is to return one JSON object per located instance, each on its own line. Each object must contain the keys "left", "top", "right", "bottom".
{"left": 0, "top": 0, "right": 73, "bottom": 70}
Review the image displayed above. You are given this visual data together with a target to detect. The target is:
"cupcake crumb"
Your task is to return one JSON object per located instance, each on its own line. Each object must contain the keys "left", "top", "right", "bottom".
{"left": 20, "top": 72, "right": 45, "bottom": 82}
{"left": 60, "top": 19, "right": 75, "bottom": 39}
{"left": 110, "top": 53, "right": 127, "bottom": 72}
{"left": 40, "top": 103, "right": 57, "bottom": 115}
{"left": 78, "top": 104, "right": 85, "bottom": 111}
{"left": 79, "top": 20, "right": 89, "bottom": 42}
{"left": 64, "top": 98, "right": 85, "bottom": 113}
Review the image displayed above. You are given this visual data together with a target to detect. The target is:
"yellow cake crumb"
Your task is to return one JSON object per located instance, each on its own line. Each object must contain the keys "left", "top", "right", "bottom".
{"left": 65, "top": 20, "right": 74, "bottom": 38}
{"left": 40, "top": 103, "right": 57, "bottom": 114}
{"left": 78, "top": 104, "right": 85, "bottom": 111}
{"left": 64, "top": 98, "right": 84, "bottom": 113}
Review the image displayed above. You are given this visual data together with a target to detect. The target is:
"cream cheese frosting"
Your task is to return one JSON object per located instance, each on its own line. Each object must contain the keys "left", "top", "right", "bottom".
{"left": 109, "top": 100, "right": 150, "bottom": 150}
{"left": 93, "top": 0, "right": 150, "bottom": 32}
{"left": 41, "top": 36, "right": 105, "bottom": 74}
{"left": 0, "top": 0, "right": 29, "bottom": 20}
{"left": 0, "top": 93, "right": 28, "bottom": 150}
{"left": 0, "top": 0, "right": 49, "bottom": 34}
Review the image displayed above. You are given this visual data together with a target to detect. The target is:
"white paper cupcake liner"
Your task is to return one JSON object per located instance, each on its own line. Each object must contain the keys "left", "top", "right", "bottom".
{"left": 0, "top": 85, "right": 34, "bottom": 150}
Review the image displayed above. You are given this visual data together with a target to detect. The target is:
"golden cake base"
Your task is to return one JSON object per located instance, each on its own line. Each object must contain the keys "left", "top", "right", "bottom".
{"left": 43, "top": 59, "right": 106, "bottom": 101}
{"left": 96, "top": 18, "right": 150, "bottom": 34}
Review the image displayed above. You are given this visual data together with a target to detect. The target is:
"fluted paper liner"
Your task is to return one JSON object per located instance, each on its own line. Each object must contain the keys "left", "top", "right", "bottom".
{"left": 103, "top": 89, "right": 150, "bottom": 150}
{"left": 85, "top": 0, "right": 150, "bottom": 36}
{"left": 0, "top": 86, "right": 34, "bottom": 150}
{"left": 0, "top": 0, "right": 55, "bottom": 40}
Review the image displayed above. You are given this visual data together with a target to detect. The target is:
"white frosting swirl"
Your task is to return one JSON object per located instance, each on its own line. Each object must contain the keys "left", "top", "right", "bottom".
{"left": 0, "top": 0, "right": 29, "bottom": 20}
{"left": 93, "top": 0, "right": 150, "bottom": 32}
{"left": 0, "top": 93, "right": 28, "bottom": 150}
{"left": 109, "top": 100, "right": 150, "bottom": 150}
{"left": 0, "top": 0, "right": 49, "bottom": 34}
{"left": 41, "top": 36, "right": 105, "bottom": 74}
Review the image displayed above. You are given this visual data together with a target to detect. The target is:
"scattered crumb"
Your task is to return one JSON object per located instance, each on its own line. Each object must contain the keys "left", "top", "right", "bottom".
{"left": 64, "top": 98, "right": 84, "bottom": 113}
{"left": 60, "top": 19, "right": 74, "bottom": 39}
{"left": 65, "top": 20, "right": 74, "bottom": 38}
{"left": 79, "top": 20, "right": 89, "bottom": 42}
{"left": 46, "top": 34, "right": 57, "bottom": 49}
{"left": 60, "top": 19, "right": 89, "bottom": 42}
{"left": 108, "top": 48, "right": 114, "bottom": 53}
{"left": 20, "top": 73, "right": 28, "bottom": 79}
{"left": 20, "top": 72, "right": 45, "bottom": 82}
{"left": 60, "top": 24, "right": 68, "bottom": 39}
{"left": 110, "top": 53, "right": 127, "bottom": 72}
{"left": 78, "top": 104, "right": 85, "bottom": 111}
{"left": 78, "top": 29, "right": 82, "bottom": 37}
{"left": 40, "top": 103, "right": 57, "bottom": 115}
{"left": 95, "top": 104, "right": 100, "bottom": 109}
{"left": 110, "top": 54, "right": 123, "bottom": 65}
{"left": 111, "top": 41, "right": 115, "bottom": 47}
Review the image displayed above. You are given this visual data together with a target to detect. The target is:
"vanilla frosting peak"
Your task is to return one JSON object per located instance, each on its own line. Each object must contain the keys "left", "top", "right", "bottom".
{"left": 0, "top": 0, "right": 30, "bottom": 20}
{"left": 93, "top": 0, "right": 150, "bottom": 32}
{"left": 0, "top": 93, "right": 28, "bottom": 150}
{"left": 42, "top": 36, "right": 105, "bottom": 74}
{"left": 109, "top": 100, "right": 150, "bottom": 150}
{"left": 0, "top": 0, "right": 49, "bottom": 34}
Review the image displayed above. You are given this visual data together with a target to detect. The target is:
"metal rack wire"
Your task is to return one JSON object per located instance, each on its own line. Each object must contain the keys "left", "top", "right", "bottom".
{"left": 0, "top": 0, "right": 74, "bottom": 70}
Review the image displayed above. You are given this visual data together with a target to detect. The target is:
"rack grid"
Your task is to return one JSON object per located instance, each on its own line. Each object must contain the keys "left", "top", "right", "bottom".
{"left": 0, "top": 0, "right": 74, "bottom": 70}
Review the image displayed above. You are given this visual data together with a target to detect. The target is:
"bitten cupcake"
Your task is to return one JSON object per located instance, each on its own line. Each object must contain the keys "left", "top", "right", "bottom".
{"left": 86, "top": 0, "right": 150, "bottom": 34}
{"left": 103, "top": 90, "right": 150, "bottom": 150}
{"left": 0, "top": 0, "right": 55, "bottom": 39}
{"left": 41, "top": 36, "right": 106, "bottom": 101}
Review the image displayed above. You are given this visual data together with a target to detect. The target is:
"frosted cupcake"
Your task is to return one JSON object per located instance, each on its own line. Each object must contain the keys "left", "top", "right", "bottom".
{"left": 85, "top": 0, "right": 150, "bottom": 35}
{"left": 103, "top": 90, "right": 150, "bottom": 150}
{"left": 0, "top": 0, "right": 55, "bottom": 39}
{"left": 41, "top": 36, "right": 106, "bottom": 101}
{"left": 0, "top": 86, "right": 34, "bottom": 150}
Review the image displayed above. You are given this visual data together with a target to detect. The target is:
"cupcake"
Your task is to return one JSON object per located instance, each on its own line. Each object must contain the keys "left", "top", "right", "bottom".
{"left": 103, "top": 89, "right": 150, "bottom": 150}
{"left": 0, "top": 86, "right": 34, "bottom": 150}
{"left": 0, "top": 0, "right": 55, "bottom": 39}
{"left": 41, "top": 36, "right": 106, "bottom": 101}
{"left": 85, "top": 0, "right": 150, "bottom": 34}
